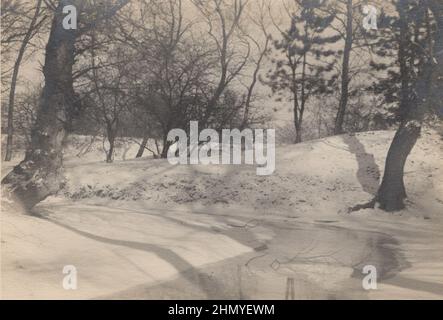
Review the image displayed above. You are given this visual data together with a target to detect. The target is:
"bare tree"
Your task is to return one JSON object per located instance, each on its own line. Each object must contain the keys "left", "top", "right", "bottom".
{"left": 83, "top": 41, "right": 129, "bottom": 163}
{"left": 239, "top": 0, "right": 271, "bottom": 130}
{"left": 118, "top": 0, "right": 215, "bottom": 157}
{"left": 2, "top": 0, "right": 131, "bottom": 210}
{"left": 4, "top": 0, "right": 46, "bottom": 162}
{"left": 113, "top": 0, "right": 251, "bottom": 158}
{"left": 14, "top": 83, "right": 41, "bottom": 146}
{"left": 333, "top": 0, "right": 354, "bottom": 134}
{"left": 1, "top": 0, "right": 27, "bottom": 81}
{"left": 193, "top": 0, "right": 251, "bottom": 128}
{"left": 265, "top": 0, "right": 340, "bottom": 143}
{"left": 326, "top": 0, "right": 376, "bottom": 134}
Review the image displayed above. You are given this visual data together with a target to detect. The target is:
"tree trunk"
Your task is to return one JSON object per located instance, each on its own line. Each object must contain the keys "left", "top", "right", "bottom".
{"left": 2, "top": 1, "right": 77, "bottom": 209}
{"left": 295, "top": 124, "right": 302, "bottom": 144}
{"left": 334, "top": 0, "right": 353, "bottom": 135}
{"left": 376, "top": 0, "right": 443, "bottom": 211}
{"left": 106, "top": 138, "right": 115, "bottom": 163}
{"left": 4, "top": 0, "right": 43, "bottom": 162}
{"left": 293, "top": 109, "right": 302, "bottom": 143}
{"left": 136, "top": 135, "right": 149, "bottom": 158}
{"left": 161, "top": 138, "right": 172, "bottom": 159}
{"left": 106, "top": 123, "right": 116, "bottom": 163}
{"left": 292, "top": 67, "right": 302, "bottom": 144}
{"left": 377, "top": 122, "right": 420, "bottom": 211}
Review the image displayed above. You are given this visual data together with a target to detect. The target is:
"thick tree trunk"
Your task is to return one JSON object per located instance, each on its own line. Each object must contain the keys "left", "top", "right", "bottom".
{"left": 334, "top": 0, "right": 353, "bottom": 135}
{"left": 2, "top": 1, "right": 77, "bottom": 209}
{"left": 136, "top": 136, "right": 149, "bottom": 158}
{"left": 293, "top": 76, "right": 302, "bottom": 144}
{"left": 376, "top": 0, "right": 443, "bottom": 211}
{"left": 293, "top": 103, "right": 302, "bottom": 143}
{"left": 161, "top": 138, "right": 172, "bottom": 159}
{"left": 160, "top": 145, "right": 170, "bottom": 159}
{"left": 4, "top": 0, "right": 43, "bottom": 162}
{"left": 377, "top": 121, "right": 420, "bottom": 211}
{"left": 106, "top": 141, "right": 115, "bottom": 163}
{"left": 294, "top": 124, "right": 302, "bottom": 144}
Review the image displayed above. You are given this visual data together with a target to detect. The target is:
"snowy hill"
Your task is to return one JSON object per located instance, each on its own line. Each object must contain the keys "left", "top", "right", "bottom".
{"left": 1, "top": 130, "right": 443, "bottom": 299}
{"left": 59, "top": 130, "right": 442, "bottom": 217}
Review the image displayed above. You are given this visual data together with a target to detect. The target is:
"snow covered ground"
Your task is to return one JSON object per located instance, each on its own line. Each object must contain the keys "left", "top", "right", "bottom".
{"left": 1, "top": 130, "right": 442, "bottom": 299}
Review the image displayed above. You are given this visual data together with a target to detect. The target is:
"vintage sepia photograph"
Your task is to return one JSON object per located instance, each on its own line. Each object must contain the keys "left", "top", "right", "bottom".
{"left": 0, "top": 0, "right": 442, "bottom": 305}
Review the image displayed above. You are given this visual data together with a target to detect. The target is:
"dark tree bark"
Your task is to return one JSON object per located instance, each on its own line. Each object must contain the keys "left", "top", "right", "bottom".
{"left": 377, "top": 121, "right": 421, "bottom": 211}
{"left": 294, "top": 121, "right": 302, "bottom": 144}
{"left": 334, "top": 0, "right": 353, "bottom": 135}
{"left": 296, "top": 51, "right": 307, "bottom": 144}
{"left": 106, "top": 124, "right": 116, "bottom": 163}
{"left": 291, "top": 62, "right": 303, "bottom": 144}
{"left": 4, "top": 0, "right": 44, "bottom": 162}
{"left": 160, "top": 139, "right": 172, "bottom": 159}
{"left": 106, "top": 142, "right": 115, "bottom": 163}
{"left": 376, "top": 0, "right": 443, "bottom": 211}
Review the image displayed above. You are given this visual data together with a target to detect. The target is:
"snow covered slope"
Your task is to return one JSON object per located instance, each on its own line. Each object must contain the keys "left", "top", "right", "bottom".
{"left": 1, "top": 130, "right": 442, "bottom": 299}
{"left": 60, "top": 130, "right": 442, "bottom": 219}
